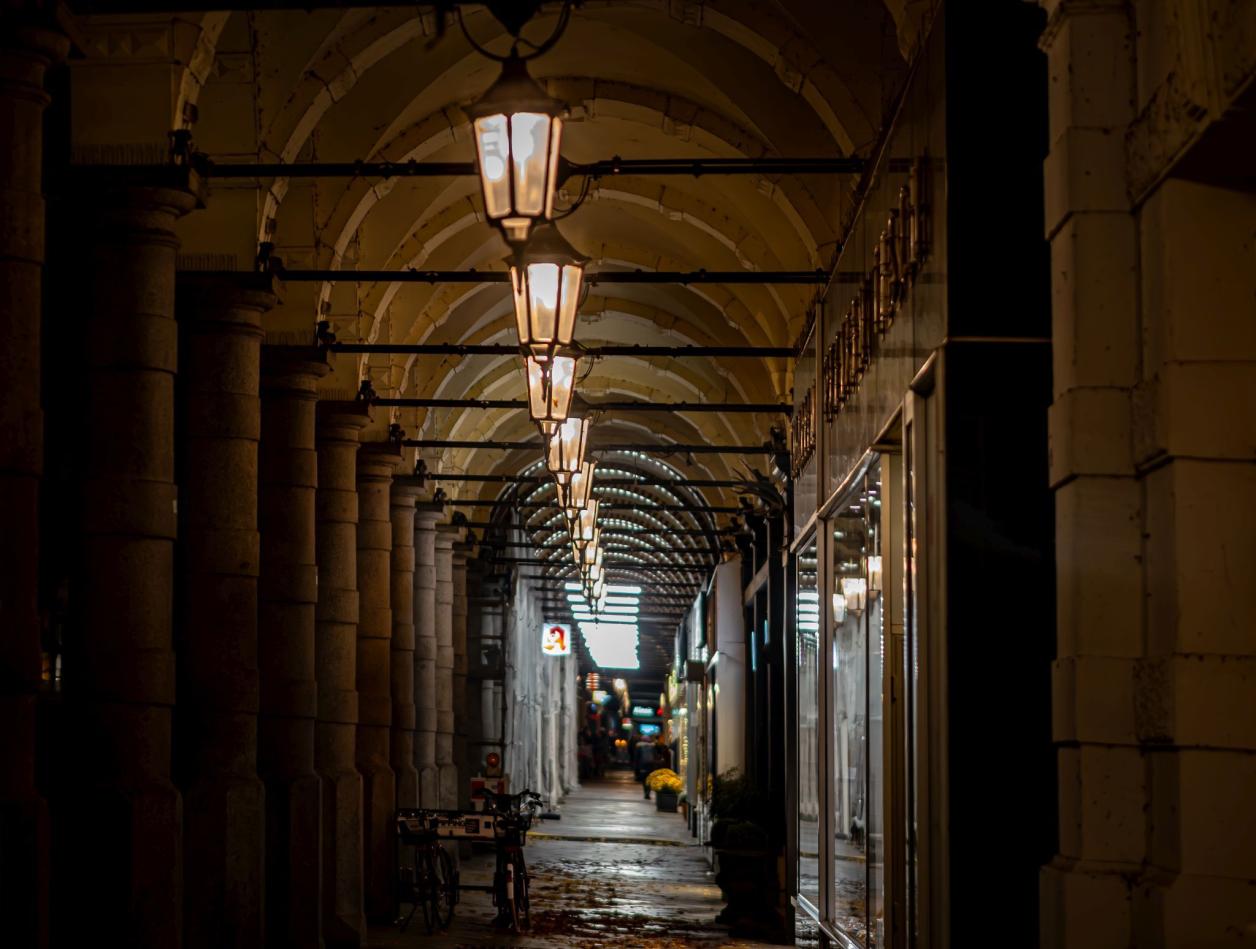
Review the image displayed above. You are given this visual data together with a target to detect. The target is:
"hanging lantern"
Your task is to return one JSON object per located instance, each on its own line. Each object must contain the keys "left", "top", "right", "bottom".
{"left": 509, "top": 224, "right": 586, "bottom": 361}
{"left": 558, "top": 460, "right": 596, "bottom": 515}
{"left": 467, "top": 52, "right": 565, "bottom": 245}
{"left": 524, "top": 352, "right": 577, "bottom": 433}
{"left": 574, "top": 499, "right": 600, "bottom": 544}
{"left": 546, "top": 416, "right": 589, "bottom": 484}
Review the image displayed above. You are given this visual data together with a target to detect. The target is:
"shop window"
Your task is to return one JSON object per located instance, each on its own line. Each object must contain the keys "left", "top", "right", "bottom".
{"left": 830, "top": 463, "right": 885, "bottom": 945}
{"left": 795, "top": 534, "right": 821, "bottom": 911}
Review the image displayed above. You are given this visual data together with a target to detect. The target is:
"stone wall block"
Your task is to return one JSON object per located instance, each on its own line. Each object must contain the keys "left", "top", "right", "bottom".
{"left": 1043, "top": 128, "right": 1130, "bottom": 237}
{"left": 1145, "top": 461, "right": 1256, "bottom": 657}
{"left": 1133, "top": 362, "right": 1256, "bottom": 466}
{"left": 1054, "top": 476, "right": 1144, "bottom": 658}
{"left": 1049, "top": 213, "right": 1139, "bottom": 397}
{"left": 1051, "top": 655, "right": 1137, "bottom": 745}
{"left": 1048, "top": 386, "right": 1134, "bottom": 486}
{"left": 1139, "top": 180, "right": 1256, "bottom": 370}
{"left": 1039, "top": 859, "right": 1133, "bottom": 949}
{"left": 1043, "top": 10, "right": 1135, "bottom": 142}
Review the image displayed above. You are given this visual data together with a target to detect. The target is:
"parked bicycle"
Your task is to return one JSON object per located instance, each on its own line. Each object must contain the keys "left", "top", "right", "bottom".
{"left": 394, "top": 812, "right": 459, "bottom": 934}
{"left": 478, "top": 787, "right": 558, "bottom": 931}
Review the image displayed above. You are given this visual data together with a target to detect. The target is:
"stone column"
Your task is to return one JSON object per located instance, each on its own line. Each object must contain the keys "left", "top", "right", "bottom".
{"left": 1041, "top": 5, "right": 1256, "bottom": 944}
{"left": 0, "top": 19, "right": 66, "bottom": 949}
{"left": 314, "top": 401, "right": 370, "bottom": 948}
{"left": 389, "top": 484, "right": 422, "bottom": 809}
{"left": 412, "top": 504, "right": 442, "bottom": 806}
{"left": 354, "top": 445, "right": 400, "bottom": 925}
{"left": 257, "top": 346, "right": 327, "bottom": 949}
{"left": 451, "top": 541, "right": 470, "bottom": 807}
{"left": 63, "top": 177, "right": 201, "bottom": 949}
{"left": 434, "top": 527, "right": 458, "bottom": 809}
{"left": 175, "top": 274, "right": 273, "bottom": 949}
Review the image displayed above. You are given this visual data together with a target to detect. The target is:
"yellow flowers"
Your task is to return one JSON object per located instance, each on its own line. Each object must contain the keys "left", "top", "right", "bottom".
{"left": 646, "top": 769, "right": 683, "bottom": 794}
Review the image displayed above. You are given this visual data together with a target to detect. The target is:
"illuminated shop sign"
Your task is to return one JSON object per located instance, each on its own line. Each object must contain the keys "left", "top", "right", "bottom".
{"left": 541, "top": 622, "right": 571, "bottom": 656}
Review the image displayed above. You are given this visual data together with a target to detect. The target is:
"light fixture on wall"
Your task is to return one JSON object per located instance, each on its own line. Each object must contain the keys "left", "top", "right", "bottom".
{"left": 524, "top": 352, "right": 577, "bottom": 433}
{"left": 546, "top": 415, "right": 589, "bottom": 484}
{"left": 509, "top": 223, "right": 586, "bottom": 360}
{"left": 832, "top": 592, "right": 847, "bottom": 624}
{"left": 841, "top": 576, "right": 867, "bottom": 614}
{"left": 467, "top": 52, "right": 566, "bottom": 246}
{"left": 866, "top": 555, "right": 883, "bottom": 595}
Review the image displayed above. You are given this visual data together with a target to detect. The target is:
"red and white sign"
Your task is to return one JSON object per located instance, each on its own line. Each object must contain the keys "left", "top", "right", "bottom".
{"left": 541, "top": 622, "right": 571, "bottom": 656}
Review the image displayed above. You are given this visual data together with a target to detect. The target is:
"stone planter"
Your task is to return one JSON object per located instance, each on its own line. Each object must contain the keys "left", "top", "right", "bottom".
{"left": 656, "top": 789, "right": 679, "bottom": 812}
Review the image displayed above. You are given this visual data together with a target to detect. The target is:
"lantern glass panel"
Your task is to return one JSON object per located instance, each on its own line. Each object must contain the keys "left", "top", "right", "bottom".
{"left": 511, "top": 112, "right": 552, "bottom": 216}
{"left": 524, "top": 354, "right": 577, "bottom": 428}
{"left": 473, "top": 114, "right": 511, "bottom": 219}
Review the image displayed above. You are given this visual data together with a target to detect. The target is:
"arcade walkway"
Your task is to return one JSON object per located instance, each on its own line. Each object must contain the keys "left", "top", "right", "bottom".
{"left": 368, "top": 772, "right": 816, "bottom": 948}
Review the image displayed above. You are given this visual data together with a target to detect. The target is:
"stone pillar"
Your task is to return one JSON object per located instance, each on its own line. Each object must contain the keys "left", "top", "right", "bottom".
{"left": 451, "top": 541, "right": 470, "bottom": 807}
{"left": 434, "top": 528, "right": 458, "bottom": 809}
{"left": 257, "top": 346, "right": 327, "bottom": 949}
{"left": 412, "top": 505, "right": 442, "bottom": 806}
{"left": 1041, "top": 5, "right": 1256, "bottom": 945}
{"left": 354, "top": 445, "right": 400, "bottom": 925}
{"left": 314, "top": 401, "right": 370, "bottom": 948}
{"left": 389, "top": 484, "right": 421, "bottom": 809}
{"left": 175, "top": 274, "right": 273, "bottom": 949}
{"left": 62, "top": 177, "right": 201, "bottom": 949}
{"left": 0, "top": 19, "right": 66, "bottom": 949}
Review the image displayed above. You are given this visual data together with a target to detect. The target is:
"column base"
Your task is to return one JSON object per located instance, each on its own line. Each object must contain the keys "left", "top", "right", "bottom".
{"left": 0, "top": 793, "right": 48, "bottom": 949}
{"left": 182, "top": 775, "right": 265, "bottom": 949}
{"left": 358, "top": 751, "right": 396, "bottom": 925}
{"left": 261, "top": 767, "right": 322, "bottom": 949}
{"left": 319, "top": 768, "right": 364, "bottom": 949}
{"left": 52, "top": 783, "right": 182, "bottom": 948}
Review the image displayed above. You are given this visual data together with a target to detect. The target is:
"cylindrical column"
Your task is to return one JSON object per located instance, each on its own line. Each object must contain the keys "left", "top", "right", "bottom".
{"left": 258, "top": 347, "right": 327, "bottom": 949}
{"left": 61, "top": 180, "right": 199, "bottom": 949}
{"left": 354, "top": 445, "right": 400, "bottom": 925}
{"left": 0, "top": 20, "right": 66, "bottom": 949}
{"left": 314, "top": 401, "right": 370, "bottom": 947}
{"left": 412, "top": 505, "right": 442, "bottom": 807}
{"left": 451, "top": 542, "right": 470, "bottom": 807}
{"left": 175, "top": 275, "right": 272, "bottom": 949}
{"left": 389, "top": 484, "right": 422, "bottom": 810}
{"left": 434, "top": 528, "right": 457, "bottom": 809}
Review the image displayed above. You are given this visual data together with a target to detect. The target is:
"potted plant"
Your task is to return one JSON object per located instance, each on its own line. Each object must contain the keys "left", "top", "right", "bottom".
{"left": 646, "top": 768, "right": 682, "bottom": 812}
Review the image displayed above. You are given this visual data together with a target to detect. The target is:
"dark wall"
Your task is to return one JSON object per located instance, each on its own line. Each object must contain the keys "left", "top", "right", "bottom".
{"left": 943, "top": 4, "right": 1055, "bottom": 944}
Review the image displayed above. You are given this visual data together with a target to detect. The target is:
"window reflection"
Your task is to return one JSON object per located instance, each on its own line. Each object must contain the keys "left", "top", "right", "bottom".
{"left": 796, "top": 536, "right": 821, "bottom": 910}
{"left": 831, "top": 464, "right": 884, "bottom": 944}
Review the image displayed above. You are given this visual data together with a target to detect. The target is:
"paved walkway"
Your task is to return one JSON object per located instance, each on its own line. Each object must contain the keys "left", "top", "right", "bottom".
{"left": 367, "top": 771, "right": 817, "bottom": 948}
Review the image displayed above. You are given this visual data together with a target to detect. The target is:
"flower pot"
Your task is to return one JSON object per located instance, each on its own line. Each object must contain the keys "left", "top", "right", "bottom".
{"left": 656, "top": 789, "right": 679, "bottom": 812}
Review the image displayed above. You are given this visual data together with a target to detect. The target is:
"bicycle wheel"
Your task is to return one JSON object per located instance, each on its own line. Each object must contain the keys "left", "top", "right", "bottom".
{"left": 428, "top": 843, "right": 455, "bottom": 930}
{"left": 509, "top": 849, "right": 530, "bottom": 931}
{"left": 418, "top": 850, "right": 437, "bottom": 934}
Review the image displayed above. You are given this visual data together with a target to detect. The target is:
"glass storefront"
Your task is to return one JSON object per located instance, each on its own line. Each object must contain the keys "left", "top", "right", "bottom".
{"left": 829, "top": 462, "right": 884, "bottom": 945}
{"left": 796, "top": 536, "right": 821, "bottom": 911}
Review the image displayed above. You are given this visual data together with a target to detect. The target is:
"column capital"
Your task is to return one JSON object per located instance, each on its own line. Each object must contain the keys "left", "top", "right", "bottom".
{"left": 356, "top": 444, "right": 403, "bottom": 484}
{"left": 261, "top": 345, "right": 329, "bottom": 395}
{"left": 177, "top": 270, "right": 282, "bottom": 325}
{"left": 391, "top": 481, "right": 424, "bottom": 510}
{"left": 414, "top": 502, "right": 445, "bottom": 529}
{"left": 316, "top": 399, "right": 371, "bottom": 443}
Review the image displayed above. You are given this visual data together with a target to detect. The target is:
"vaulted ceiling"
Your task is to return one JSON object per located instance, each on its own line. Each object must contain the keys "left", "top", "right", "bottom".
{"left": 70, "top": 0, "right": 936, "bottom": 684}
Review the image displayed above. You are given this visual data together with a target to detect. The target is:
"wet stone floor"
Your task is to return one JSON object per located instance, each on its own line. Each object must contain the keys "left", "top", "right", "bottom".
{"left": 368, "top": 771, "right": 819, "bottom": 948}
